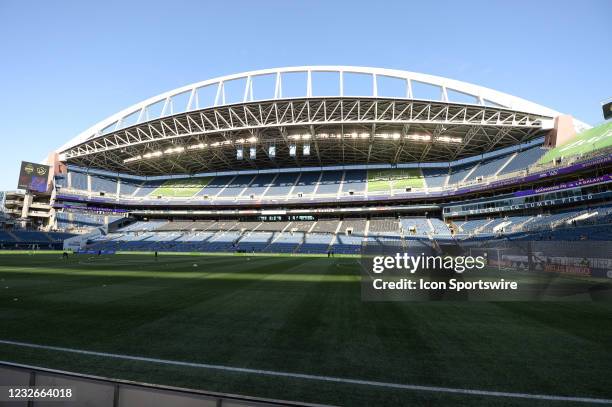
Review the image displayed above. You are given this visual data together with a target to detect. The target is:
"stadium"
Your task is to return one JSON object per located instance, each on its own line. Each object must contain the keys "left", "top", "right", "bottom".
{"left": 1, "top": 66, "right": 612, "bottom": 406}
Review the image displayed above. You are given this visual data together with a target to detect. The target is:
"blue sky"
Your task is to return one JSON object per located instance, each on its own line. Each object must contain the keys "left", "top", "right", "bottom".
{"left": 0, "top": 0, "right": 610, "bottom": 190}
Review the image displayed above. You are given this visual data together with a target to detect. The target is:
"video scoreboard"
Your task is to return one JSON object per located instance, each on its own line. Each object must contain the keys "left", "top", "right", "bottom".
{"left": 17, "top": 161, "right": 50, "bottom": 193}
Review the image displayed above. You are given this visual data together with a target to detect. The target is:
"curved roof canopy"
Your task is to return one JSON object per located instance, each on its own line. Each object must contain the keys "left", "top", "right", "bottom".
{"left": 57, "top": 66, "right": 587, "bottom": 175}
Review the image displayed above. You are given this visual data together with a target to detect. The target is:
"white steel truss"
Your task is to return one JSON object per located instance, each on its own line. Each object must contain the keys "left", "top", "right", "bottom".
{"left": 61, "top": 98, "right": 549, "bottom": 176}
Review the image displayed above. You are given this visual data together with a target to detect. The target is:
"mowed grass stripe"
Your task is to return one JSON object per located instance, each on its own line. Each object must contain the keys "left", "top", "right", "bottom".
{"left": 1, "top": 255, "right": 328, "bottom": 353}
{"left": 0, "top": 255, "right": 308, "bottom": 280}
{"left": 109, "top": 258, "right": 339, "bottom": 365}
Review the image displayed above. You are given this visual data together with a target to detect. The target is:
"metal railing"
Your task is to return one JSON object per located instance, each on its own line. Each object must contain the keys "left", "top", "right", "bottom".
{"left": 0, "top": 360, "right": 331, "bottom": 407}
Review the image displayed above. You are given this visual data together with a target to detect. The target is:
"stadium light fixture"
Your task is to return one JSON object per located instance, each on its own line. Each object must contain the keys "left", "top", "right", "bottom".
{"left": 163, "top": 146, "right": 185, "bottom": 154}
{"left": 123, "top": 155, "right": 142, "bottom": 163}
{"left": 435, "top": 136, "right": 462, "bottom": 143}
{"left": 405, "top": 134, "right": 431, "bottom": 142}
{"left": 142, "top": 151, "right": 163, "bottom": 159}
{"left": 248, "top": 136, "right": 257, "bottom": 143}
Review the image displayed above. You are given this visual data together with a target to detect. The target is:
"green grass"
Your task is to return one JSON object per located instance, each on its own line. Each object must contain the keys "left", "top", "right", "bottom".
{"left": 367, "top": 169, "right": 425, "bottom": 193}
{"left": 0, "top": 253, "right": 611, "bottom": 406}
{"left": 150, "top": 177, "right": 212, "bottom": 197}
{"left": 539, "top": 121, "right": 612, "bottom": 164}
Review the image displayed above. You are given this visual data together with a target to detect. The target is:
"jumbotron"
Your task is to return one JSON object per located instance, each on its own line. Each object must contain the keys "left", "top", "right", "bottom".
{"left": 2, "top": 66, "right": 611, "bottom": 252}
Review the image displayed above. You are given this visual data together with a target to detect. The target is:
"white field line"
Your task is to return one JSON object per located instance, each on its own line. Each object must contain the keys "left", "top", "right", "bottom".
{"left": 0, "top": 339, "right": 611, "bottom": 404}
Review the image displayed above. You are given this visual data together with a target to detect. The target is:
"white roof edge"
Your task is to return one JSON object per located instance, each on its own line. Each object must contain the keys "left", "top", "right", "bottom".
{"left": 56, "top": 66, "right": 590, "bottom": 153}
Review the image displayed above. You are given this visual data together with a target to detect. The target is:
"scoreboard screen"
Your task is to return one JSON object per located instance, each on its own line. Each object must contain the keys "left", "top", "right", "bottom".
{"left": 603, "top": 101, "right": 612, "bottom": 120}
{"left": 17, "top": 161, "right": 50, "bottom": 193}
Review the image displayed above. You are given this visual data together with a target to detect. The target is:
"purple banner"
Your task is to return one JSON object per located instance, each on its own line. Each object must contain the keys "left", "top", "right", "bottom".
{"left": 514, "top": 174, "right": 612, "bottom": 197}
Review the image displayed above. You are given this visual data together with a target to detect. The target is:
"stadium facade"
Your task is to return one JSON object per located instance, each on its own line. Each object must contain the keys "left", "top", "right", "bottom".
{"left": 2, "top": 66, "right": 611, "bottom": 253}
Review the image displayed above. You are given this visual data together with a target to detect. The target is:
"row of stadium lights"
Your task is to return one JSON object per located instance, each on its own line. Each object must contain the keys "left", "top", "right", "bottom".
{"left": 123, "top": 132, "right": 462, "bottom": 164}
{"left": 288, "top": 132, "right": 461, "bottom": 143}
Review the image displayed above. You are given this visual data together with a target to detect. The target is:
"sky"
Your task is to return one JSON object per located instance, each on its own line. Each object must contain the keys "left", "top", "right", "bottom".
{"left": 0, "top": 0, "right": 610, "bottom": 191}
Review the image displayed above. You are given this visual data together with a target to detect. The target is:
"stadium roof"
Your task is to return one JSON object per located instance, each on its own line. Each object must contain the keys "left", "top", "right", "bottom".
{"left": 56, "top": 66, "right": 589, "bottom": 176}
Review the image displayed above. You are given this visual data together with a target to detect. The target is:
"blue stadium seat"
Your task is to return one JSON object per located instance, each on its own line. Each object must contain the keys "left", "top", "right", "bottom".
{"left": 464, "top": 155, "right": 512, "bottom": 182}
{"left": 422, "top": 168, "right": 449, "bottom": 188}
{"left": 242, "top": 173, "right": 277, "bottom": 198}
{"left": 498, "top": 147, "right": 546, "bottom": 175}
{"left": 119, "top": 179, "right": 141, "bottom": 196}
{"left": 316, "top": 171, "right": 342, "bottom": 196}
{"left": 263, "top": 172, "right": 299, "bottom": 198}
{"left": 196, "top": 175, "right": 234, "bottom": 198}
{"left": 217, "top": 174, "right": 255, "bottom": 198}
{"left": 292, "top": 172, "right": 320, "bottom": 197}
{"left": 447, "top": 164, "right": 476, "bottom": 185}
{"left": 90, "top": 175, "right": 118, "bottom": 194}
{"left": 70, "top": 171, "right": 88, "bottom": 191}
{"left": 341, "top": 170, "right": 367, "bottom": 194}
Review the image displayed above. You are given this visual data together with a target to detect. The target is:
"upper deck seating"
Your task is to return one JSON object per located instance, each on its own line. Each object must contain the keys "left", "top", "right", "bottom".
{"left": 90, "top": 175, "right": 118, "bottom": 194}
{"left": 217, "top": 174, "right": 255, "bottom": 198}
{"left": 464, "top": 155, "right": 511, "bottom": 182}
{"left": 118, "top": 179, "right": 141, "bottom": 196}
{"left": 448, "top": 164, "right": 477, "bottom": 185}
{"left": 242, "top": 173, "right": 277, "bottom": 198}
{"left": 263, "top": 172, "right": 299, "bottom": 199}
{"left": 54, "top": 174, "right": 67, "bottom": 188}
{"left": 498, "top": 147, "right": 546, "bottom": 175}
{"left": 422, "top": 168, "right": 449, "bottom": 188}
{"left": 341, "top": 170, "right": 367, "bottom": 194}
{"left": 292, "top": 172, "right": 319, "bottom": 197}
{"left": 70, "top": 171, "right": 88, "bottom": 191}
{"left": 196, "top": 175, "right": 234, "bottom": 198}
{"left": 316, "top": 171, "right": 343, "bottom": 196}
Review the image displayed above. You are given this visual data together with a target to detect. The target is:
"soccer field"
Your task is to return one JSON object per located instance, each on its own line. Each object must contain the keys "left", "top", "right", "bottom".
{"left": 0, "top": 253, "right": 611, "bottom": 406}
